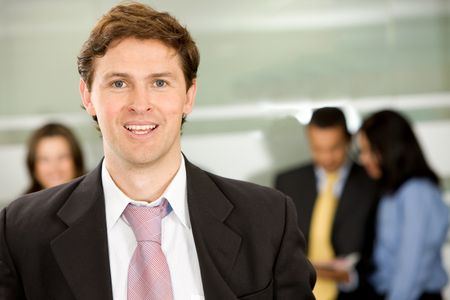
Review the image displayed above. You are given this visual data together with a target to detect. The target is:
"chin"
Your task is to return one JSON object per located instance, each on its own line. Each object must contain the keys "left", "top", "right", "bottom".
{"left": 127, "top": 154, "right": 159, "bottom": 166}
{"left": 368, "top": 170, "right": 381, "bottom": 179}
{"left": 324, "top": 166, "right": 339, "bottom": 173}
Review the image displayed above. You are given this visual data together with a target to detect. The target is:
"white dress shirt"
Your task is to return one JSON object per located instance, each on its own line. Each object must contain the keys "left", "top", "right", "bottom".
{"left": 102, "top": 156, "right": 205, "bottom": 300}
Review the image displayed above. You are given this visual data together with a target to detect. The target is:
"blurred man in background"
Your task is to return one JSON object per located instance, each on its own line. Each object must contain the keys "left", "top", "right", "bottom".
{"left": 276, "top": 107, "right": 378, "bottom": 300}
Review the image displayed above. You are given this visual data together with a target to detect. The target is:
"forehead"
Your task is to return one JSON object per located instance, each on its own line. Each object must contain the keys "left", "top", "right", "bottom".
{"left": 36, "top": 136, "right": 70, "bottom": 152}
{"left": 93, "top": 38, "right": 182, "bottom": 75}
{"left": 307, "top": 125, "right": 347, "bottom": 146}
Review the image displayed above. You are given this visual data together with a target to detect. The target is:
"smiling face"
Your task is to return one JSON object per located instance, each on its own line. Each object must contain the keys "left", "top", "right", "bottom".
{"left": 80, "top": 38, "right": 196, "bottom": 169}
{"left": 35, "top": 136, "right": 77, "bottom": 189}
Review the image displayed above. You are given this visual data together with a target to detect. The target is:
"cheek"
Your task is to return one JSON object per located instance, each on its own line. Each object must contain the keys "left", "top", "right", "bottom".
{"left": 96, "top": 106, "right": 121, "bottom": 130}
{"left": 333, "top": 148, "right": 346, "bottom": 161}
{"left": 92, "top": 91, "right": 120, "bottom": 117}
{"left": 311, "top": 150, "right": 323, "bottom": 162}
{"left": 359, "top": 153, "right": 370, "bottom": 167}
{"left": 161, "top": 103, "right": 185, "bottom": 125}
{"left": 358, "top": 153, "right": 365, "bottom": 165}
{"left": 34, "top": 161, "right": 47, "bottom": 178}
{"left": 363, "top": 155, "right": 380, "bottom": 178}
{"left": 165, "top": 98, "right": 186, "bottom": 115}
{"left": 166, "top": 106, "right": 182, "bottom": 117}
{"left": 370, "top": 158, "right": 381, "bottom": 175}
{"left": 61, "top": 159, "right": 75, "bottom": 173}
{"left": 366, "top": 154, "right": 377, "bottom": 168}
{"left": 166, "top": 91, "right": 191, "bottom": 114}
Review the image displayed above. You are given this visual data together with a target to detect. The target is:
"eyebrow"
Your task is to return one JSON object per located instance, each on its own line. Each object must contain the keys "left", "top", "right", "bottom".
{"left": 103, "top": 72, "right": 129, "bottom": 79}
{"left": 103, "top": 72, "right": 176, "bottom": 80}
{"left": 148, "top": 72, "right": 175, "bottom": 79}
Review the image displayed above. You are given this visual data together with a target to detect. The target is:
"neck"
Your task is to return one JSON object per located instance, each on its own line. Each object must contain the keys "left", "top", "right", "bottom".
{"left": 104, "top": 153, "right": 182, "bottom": 203}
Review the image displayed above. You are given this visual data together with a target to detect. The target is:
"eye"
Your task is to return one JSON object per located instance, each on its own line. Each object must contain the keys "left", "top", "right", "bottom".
{"left": 112, "top": 80, "right": 127, "bottom": 88}
{"left": 154, "top": 79, "right": 166, "bottom": 88}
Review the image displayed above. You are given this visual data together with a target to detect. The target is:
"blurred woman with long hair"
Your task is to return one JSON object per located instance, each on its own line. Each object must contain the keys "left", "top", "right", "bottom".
{"left": 357, "top": 110, "right": 448, "bottom": 300}
{"left": 26, "top": 122, "right": 85, "bottom": 193}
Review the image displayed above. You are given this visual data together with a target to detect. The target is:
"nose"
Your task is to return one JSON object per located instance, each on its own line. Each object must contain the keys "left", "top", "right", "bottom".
{"left": 320, "top": 153, "right": 338, "bottom": 171}
{"left": 128, "top": 85, "right": 153, "bottom": 113}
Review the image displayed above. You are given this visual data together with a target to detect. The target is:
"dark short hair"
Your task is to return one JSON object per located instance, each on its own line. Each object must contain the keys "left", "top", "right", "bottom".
{"left": 359, "top": 109, "right": 439, "bottom": 193}
{"left": 309, "top": 107, "right": 351, "bottom": 140}
{"left": 26, "top": 123, "right": 85, "bottom": 193}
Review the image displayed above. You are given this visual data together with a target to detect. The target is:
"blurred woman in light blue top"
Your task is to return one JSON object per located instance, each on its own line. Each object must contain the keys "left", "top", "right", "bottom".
{"left": 357, "top": 109, "right": 449, "bottom": 300}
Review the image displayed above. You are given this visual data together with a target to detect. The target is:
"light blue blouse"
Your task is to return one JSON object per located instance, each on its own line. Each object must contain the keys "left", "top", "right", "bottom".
{"left": 370, "top": 178, "right": 449, "bottom": 300}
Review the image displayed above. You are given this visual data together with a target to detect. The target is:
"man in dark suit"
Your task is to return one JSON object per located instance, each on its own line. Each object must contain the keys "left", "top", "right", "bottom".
{"left": 275, "top": 107, "right": 378, "bottom": 300}
{"left": 0, "top": 2, "right": 315, "bottom": 299}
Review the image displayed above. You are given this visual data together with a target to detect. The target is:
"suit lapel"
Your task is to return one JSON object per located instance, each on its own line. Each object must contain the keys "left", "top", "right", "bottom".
{"left": 303, "top": 166, "right": 318, "bottom": 244}
{"left": 185, "top": 160, "right": 242, "bottom": 299}
{"left": 50, "top": 158, "right": 242, "bottom": 299}
{"left": 51, "top": 163, "right": 113, "bottom": 300}
{"left": 332, "top": 162, "right": 355, "bottom": 236}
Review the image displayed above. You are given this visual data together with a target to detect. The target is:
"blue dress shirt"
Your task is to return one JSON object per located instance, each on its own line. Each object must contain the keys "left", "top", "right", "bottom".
{"left": 370, "top": 178, "right": 449, "bottom": 300}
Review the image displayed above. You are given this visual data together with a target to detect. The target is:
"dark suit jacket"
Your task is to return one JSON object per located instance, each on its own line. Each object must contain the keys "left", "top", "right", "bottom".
{"left": 0, "top": 159, "right": 315, "bottom": 300}
{"left": 275, "top": 162, "right": 377, "bottom": 257}
{"left": 275, "top": 162, "right": 378, "bottom": 300}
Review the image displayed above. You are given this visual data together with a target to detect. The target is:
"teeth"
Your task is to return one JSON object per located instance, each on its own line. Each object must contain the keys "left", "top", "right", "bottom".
{"left": 125, "top": 124, "right": 156, "bottom": 131}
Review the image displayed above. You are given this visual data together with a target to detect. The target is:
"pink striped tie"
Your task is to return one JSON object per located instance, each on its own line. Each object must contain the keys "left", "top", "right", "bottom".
{"left": 124, "top": 201, "right": 174, "bottom": 300}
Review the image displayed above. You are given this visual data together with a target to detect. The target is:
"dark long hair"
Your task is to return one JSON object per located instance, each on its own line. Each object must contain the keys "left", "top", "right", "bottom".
{"left": 359, "top": 110, "right": 439, "bottom": 194}
{"left": 26, "top": 123, "right": 85, "bottom": 193}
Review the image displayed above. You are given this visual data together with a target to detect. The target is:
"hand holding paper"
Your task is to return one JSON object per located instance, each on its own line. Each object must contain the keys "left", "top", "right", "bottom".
{"left": 313, "top": 253, "right": 360, "bottom": 283}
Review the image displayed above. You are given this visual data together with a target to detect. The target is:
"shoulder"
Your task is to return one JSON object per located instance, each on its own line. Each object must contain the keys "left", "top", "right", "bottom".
{"left": 391, "top": 179, "right": 449, "bottom": 231}
{"left": 394, "top": 178, "right": 446, "bottom": 209}
{"left": 187, "top": 161, "right": 292, "bottom": 221}
{"left": 186, "top": 159, "right": 288, "bottom": 201}
{"left": 397, "top": 178, "right": 440, "bottom": 197}
{"left": 4, "top": 162, "right": 102, "bottom": 229}
{"left": 197, "top": 169, "right": 301, "bottom": 247}
{"left": 3, "top": 176, "right": 85, "bottom": 229}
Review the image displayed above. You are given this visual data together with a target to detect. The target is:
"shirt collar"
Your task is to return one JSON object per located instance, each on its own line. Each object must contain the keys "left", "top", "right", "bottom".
{"left": 314, "top": 158, "right": 352, "bottom": 195}
{"left": 103, "top": 155, "right": 190, "bottom": 232}
{"left": 314, "top": 158, "right": 351, "bottom": 179}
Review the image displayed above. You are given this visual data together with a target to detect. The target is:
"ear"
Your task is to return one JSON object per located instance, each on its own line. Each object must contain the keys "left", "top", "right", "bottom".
{"left": 183, "top": 79, "right": 197, "bottom": 115}
{"left": 79, "top": 79, "right": 96, "bottom": 117}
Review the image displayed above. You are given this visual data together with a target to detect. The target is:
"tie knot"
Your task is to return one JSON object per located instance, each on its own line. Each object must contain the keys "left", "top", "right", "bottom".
{"left": 124, "top": 200, "right": 169, "bottom": 243}
{"left": 324, "top": 172, "right": 338, "bottom": 192}
{"left": 325, "top": 172, "right": 338, "bottom": 184}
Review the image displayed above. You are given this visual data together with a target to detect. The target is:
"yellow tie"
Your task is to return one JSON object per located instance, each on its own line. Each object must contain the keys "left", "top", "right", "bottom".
{"left": 309, "top": 172, "right": 339, "bottom": 300}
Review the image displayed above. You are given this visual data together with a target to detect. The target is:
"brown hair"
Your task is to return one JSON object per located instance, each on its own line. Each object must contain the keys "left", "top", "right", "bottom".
{"left": 77, "top": 2, "right": 200, "bottom": 91}
{"left": 26, "top": 123, "right": 85, "bottom": 193}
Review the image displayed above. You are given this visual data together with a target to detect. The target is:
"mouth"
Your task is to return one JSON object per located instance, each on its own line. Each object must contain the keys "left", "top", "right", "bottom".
{"left": 124, "top": 124, "right": 158, "bottom": 135}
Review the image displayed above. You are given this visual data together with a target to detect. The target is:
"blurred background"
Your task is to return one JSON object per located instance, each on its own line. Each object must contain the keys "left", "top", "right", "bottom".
{"left": 1, "top": 0, "right": 450, "bottom": 294}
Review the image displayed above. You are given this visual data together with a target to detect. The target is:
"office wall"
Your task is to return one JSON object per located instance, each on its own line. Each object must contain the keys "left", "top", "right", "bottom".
{"left": 1, "top": 0, "right": 449, "bottom": 202}
{"left": 1, "top": 0, "right": 450, "bottom": 296}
